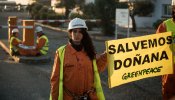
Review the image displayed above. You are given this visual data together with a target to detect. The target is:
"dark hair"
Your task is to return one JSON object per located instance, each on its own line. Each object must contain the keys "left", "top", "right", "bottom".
{"left": 12, "top": 32, "right": 17, "bottom": 37}
{"left": 172, "top": 5, "right": 175, "bottom": 20}
{"left": 172, "top": 5, "right": 175, "bottom": 9}
{"left": 81, "top": 28, "right": 96, "bottom": 60}
{"left": 37, "top": 32, "right": 45, "bottom": 37}
{"left": 172, "top": 5, "right": 175, "bottom": 12}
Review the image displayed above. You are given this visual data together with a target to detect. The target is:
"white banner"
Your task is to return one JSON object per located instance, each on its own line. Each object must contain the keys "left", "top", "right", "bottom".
{"left": 115, "top": 9, "right": 132, "bottom": 28}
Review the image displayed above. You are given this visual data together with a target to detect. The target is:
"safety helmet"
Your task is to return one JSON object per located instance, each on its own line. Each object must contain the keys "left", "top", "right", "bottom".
{"left": 12, "top": 28, "right": 19, "bottom": 33}
{"left": 35, "top": 26, "right": 43, "bottom": 33}
{"left": 68, "top": 18, "right": 88, "bottom": 30}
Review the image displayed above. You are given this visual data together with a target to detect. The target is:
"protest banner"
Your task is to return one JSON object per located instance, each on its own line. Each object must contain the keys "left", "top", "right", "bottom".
{"left": 106, "top": 32, "right": 173, "bottom": 88}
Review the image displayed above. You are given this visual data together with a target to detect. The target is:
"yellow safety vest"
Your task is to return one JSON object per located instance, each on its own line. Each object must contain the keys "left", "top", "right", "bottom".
{"left": 165, "top": 18, "right": 175, "bottom": 63}
{"left": 50, "top": 45, "right": 105, "bottom": 100}
{"left": 10, "top": 36, "right": 21, "bottom": 54}
{"left": 37, "top": 35, "right": 49, "bottom": 55}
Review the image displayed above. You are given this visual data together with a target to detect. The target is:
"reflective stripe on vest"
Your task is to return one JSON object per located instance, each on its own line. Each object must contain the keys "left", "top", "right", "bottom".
{"left": 37, "top": 35, "right": 49, "bottom": 55}
{"left": 165, "top": 18, "right": 175, "bottom": 63}
{"left": 49, "top": 45, "right": 105, "bottom": 100}
{"left": 10, "top": 36, "right": 21, "bottom": 53}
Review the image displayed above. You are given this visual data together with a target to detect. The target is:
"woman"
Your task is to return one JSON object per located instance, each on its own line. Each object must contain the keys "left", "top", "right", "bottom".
{"left": 50, "top": 18, "right": 107, "bottom": 100}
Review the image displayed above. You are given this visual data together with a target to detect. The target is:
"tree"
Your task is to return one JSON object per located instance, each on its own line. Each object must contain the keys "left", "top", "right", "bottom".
{"left": 82, "top": 3, "right": 96, "bottom": 19}
{"left": 94, "top": 0, "right": 128, "bottom": 36}
{"left": 39, "top": 6, "right": 49, "bottom": 19}
{"left": 128, "top": 0, "right": 154, "bottom": 32}
{"left": 26, "top": 3, "right": 43, "bottom": 19}
{"left": 31, "top": 3, "right": 43, "bottom": 19}
{"left": 82, "top": 0, "right": 127, "bottom": 36}
{"left": 56, "top": 0, "right": 85, "bottom": 18}
{"left": 26, "top": 3, "right": 36, "bottom": 18}
{"left": 94, "top": 0, "right": 116, "bottom": 36}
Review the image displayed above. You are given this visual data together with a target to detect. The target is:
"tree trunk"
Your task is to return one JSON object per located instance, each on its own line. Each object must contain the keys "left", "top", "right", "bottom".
{"left": 130, "top": 15, "right": 137, "bottom": 32}
{"left": 65, "top": 7, "right": 70, "bottom": 18}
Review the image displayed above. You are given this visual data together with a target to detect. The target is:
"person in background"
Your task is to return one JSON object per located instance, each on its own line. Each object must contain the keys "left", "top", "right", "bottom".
{"left": 156, "top": 1, "right": 175, "bottom": 100}
{"left": 9, "top": 28, "right": 25, "bottom": 56}
{"left": 50, "top": 18, "right": 107, "bottom": 100}
{"left": 30, "top": 26, "right": 49, "bottom": 56}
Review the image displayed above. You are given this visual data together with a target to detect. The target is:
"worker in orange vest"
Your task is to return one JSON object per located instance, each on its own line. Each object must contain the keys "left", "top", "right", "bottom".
{"left": 156, "top": 1, "right": 175, "bottom": 100}
{"left": 50, "top": 18, "right": 107, "bottom": 100}
{"left": 29, "top": 26, "right": 49, "bottom": 56}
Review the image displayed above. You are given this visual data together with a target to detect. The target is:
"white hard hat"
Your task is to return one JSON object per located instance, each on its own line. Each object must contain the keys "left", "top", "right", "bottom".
{"left": 12, "top": 28, "right": 19, "bottom": 33}
{"left": 172, "top": 0, "right": 175, "bottom": 5}
{"left": 35, "top": 26, "right": 43, "bottom": 33}
{"left": 68, "top": 18, "right": 88, "bottom": 30}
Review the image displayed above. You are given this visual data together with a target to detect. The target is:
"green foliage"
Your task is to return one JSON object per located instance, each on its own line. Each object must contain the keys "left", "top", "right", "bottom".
{"left": 39, "top": 6, "right": 49, "bottom": 19}
{"left": 82, "top": 1, "right": 127, "bottom": 35}
{"left": 32, "top": 3, "right": 43, "bottom": 14}
{"left": 28, "top": 3, "right": 43, "bottom": 19}
{"left": 55, "top": 0, "right": 86, "bottom": 18}
{"left": 57, "top": 0, "right": 76, "bottom": 18}
{"left": 26, "top": 3, "right": 37, "bottom": 18}
{"left": 68, "top": 13, "right": 85, "bottom": 19}
{"left": 26, "top": 2, "right": 65, "bottom": 20}
{"left": 82, "top": 3, "right": 96, "bottom": 19}
{"left": 40, "top": 13, "right": 48, "bottom": 20}
{"left": 134, "top": 1, "right": 154, "bottom": 16}
{"left": 26, "top": 3, "right": 35, "bottom": 13}
{"left": 39, "top": 6, "right": 49, "bottom": 13}
{"left": 26, "top": 2, "right": 66, "bottom": 27}
{"left": 47, "top": 13, "right": 57, "bottom": 19}
{"left": 94, "top": 0, "right": 116, "bottom": 36}
{"left": 128, "top": 0, "right": 155, "bottom": 32}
